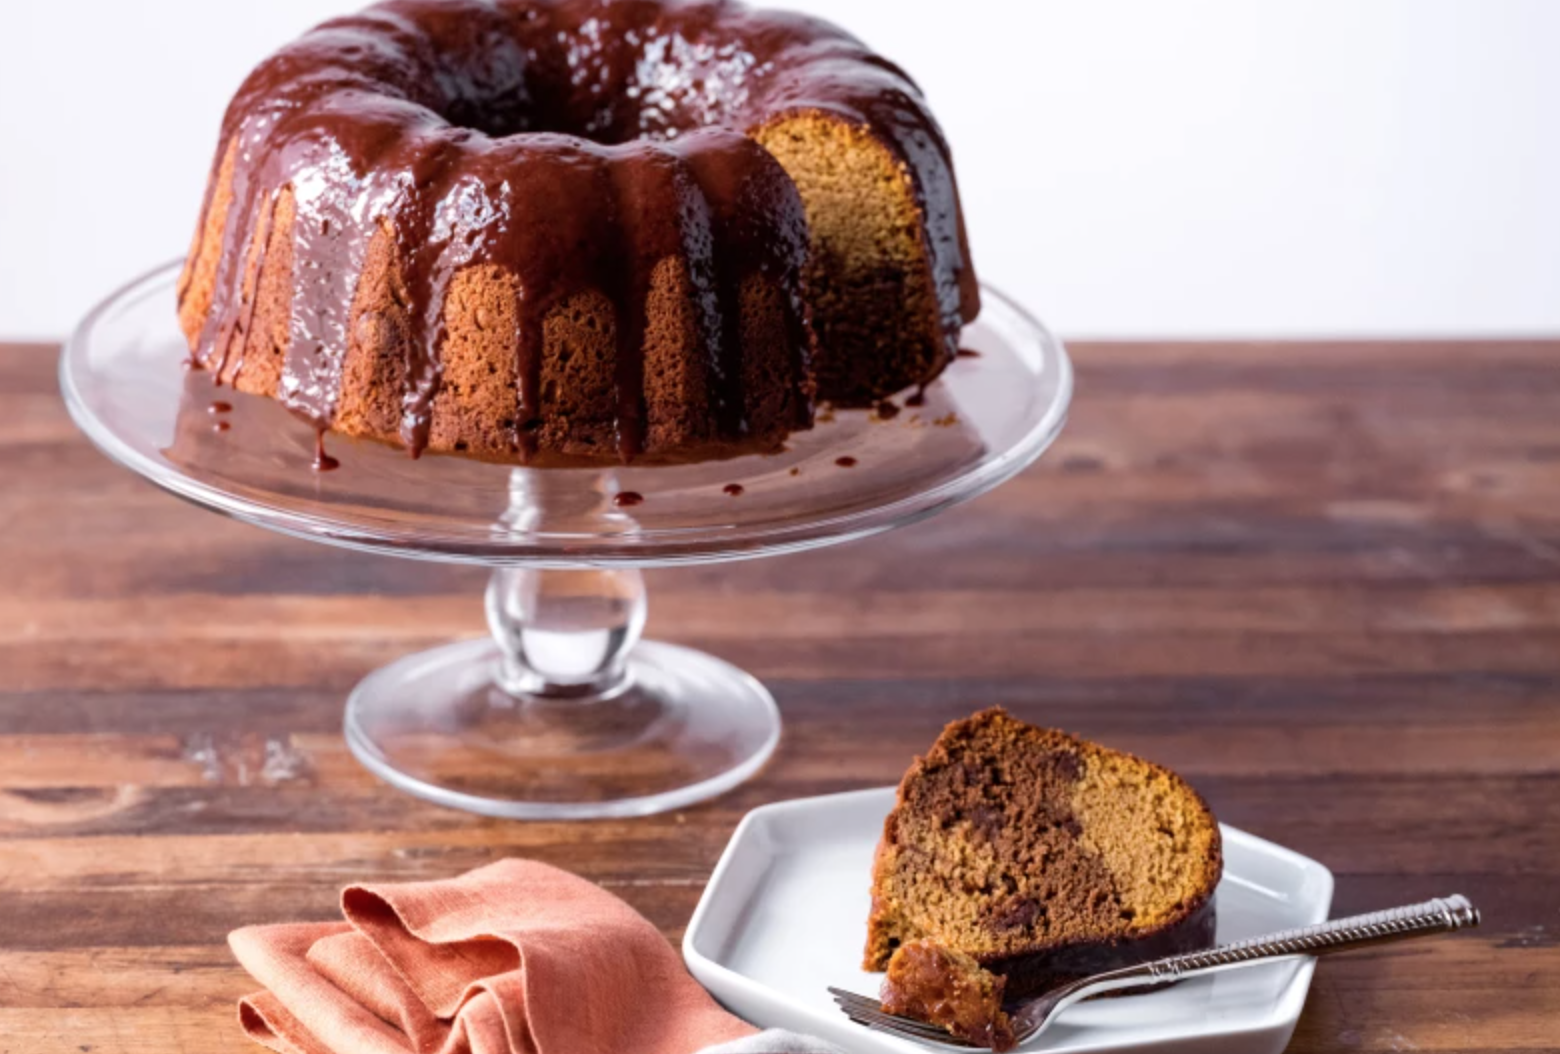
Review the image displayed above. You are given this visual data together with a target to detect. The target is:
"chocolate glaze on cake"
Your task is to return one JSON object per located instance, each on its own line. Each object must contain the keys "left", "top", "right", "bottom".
{"left": 178, "top": 0, "right": 980, "bottom": 465}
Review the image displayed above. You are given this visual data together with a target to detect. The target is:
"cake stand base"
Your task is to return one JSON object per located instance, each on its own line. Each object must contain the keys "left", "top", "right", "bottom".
{"left": 344, "top": 637, "right": 779, "bottom": 819}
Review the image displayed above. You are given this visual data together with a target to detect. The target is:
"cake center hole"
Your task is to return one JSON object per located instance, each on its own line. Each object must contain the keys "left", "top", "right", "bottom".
{"left": 433, "top": 31, "right": 760, "bottom": 145}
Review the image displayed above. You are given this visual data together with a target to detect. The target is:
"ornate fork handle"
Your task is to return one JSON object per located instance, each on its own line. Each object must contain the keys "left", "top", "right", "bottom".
{"left": 1143, "top": 894, "right": 1480, "bottom": 983}
{"left": 836, "top": 895, "right": 1480, "bottom": 1049}
{"left": 1008, "top": 895, "right": 1481, "bottom": 1042}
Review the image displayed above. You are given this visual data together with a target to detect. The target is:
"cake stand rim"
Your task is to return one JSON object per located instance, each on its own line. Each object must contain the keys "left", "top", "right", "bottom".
{"left": 59, "top": 259, "right": 1073, "bottom": 569}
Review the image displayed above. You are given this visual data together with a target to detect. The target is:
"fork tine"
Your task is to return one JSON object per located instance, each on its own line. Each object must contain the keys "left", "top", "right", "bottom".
{"left": 827, "top": 989, "right": 946, "bottom": 1033}
{"left": 827, "top": 986, "right": 938, "bottom": 1020}
{"left": 835, "top": 1002, "right": 931, "bottom": 1030}
{"left": 861, "top": 1018, "right": 982, "bottom": 1048}
{"left": 839, "top": 1002, "right": 904, "bottom": 1023}
{"left": 847, "top": 1008, "right": 979, "bottom": 1047}
{"left": 827, "top": 986, "right": 883, "bottom": 1003}
{"left": 845, "top": 1006, "right": 953, "bottom": 1038}
{"left": 827, "top": 986, "right": 882, "bottom": 1008}
{"left": 828, "top": 988, "right": 983, "bottom": 1046}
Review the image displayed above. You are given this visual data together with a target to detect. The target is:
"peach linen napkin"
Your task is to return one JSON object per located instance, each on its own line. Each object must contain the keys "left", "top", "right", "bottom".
{"left": 229, "top": 859, "right": 840, "bottom": 1054}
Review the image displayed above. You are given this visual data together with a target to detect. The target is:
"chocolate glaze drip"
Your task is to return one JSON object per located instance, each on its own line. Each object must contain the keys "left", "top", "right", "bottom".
{"left": 312, "top": 429, "right": 341, "bottom": 472}
{"left": 835, "top": 455, "right": 858, "bottom": 468}
{"left": 181, "top": 0, "right": 977, "bottom": 459}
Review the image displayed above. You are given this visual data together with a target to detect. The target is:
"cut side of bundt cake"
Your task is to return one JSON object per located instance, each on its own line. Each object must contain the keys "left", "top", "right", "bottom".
{"left": 866, "top": 708, "right": 1222, "bottom": 1022}
{"left": 178, "top": 0, "right": 980, "bottom": 466}
{"left": 753, "top": 110, "right": 976, "bottom": 406}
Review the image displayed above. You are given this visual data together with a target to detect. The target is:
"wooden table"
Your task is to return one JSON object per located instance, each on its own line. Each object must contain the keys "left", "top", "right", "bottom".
{"left": 0, "top": 339, "right": 1555, "bottom": 1053}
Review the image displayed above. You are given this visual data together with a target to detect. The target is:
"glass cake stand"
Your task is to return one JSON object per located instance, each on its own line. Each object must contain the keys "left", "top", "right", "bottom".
{"left": 60, "top": 260, "right": 1072, "bottom": 819}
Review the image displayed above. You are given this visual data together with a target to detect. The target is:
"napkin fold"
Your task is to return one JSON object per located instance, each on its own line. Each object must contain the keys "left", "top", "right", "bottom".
{"left": 230, "top": 859, "right": 839, "bottom": 1054}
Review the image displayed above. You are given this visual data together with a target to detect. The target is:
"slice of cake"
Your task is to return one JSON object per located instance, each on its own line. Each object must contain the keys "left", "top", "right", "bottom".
{"left": 867, "top": 708, "right": 1221, "bottom": 1039}
{"left": 881, "top": 939, "right": 1016, "bottom": 1051}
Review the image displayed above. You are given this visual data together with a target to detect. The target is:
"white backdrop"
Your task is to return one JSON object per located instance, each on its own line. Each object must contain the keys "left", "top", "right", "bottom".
{"left": 2, "top": 0, "right": 1557, "bottom": 340}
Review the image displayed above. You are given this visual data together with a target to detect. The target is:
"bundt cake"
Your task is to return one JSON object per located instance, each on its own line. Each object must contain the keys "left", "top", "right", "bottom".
{"left": 177, "top": 0, "right": 980, "bottom": 465}
{"left": 867, "top": 709, "right": 1222, "bottom": 1041}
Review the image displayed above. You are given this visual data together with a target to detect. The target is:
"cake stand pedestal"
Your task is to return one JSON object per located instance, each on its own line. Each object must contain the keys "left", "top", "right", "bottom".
{"left": 60, "top": 262, "right": 1071, "bottom": 818}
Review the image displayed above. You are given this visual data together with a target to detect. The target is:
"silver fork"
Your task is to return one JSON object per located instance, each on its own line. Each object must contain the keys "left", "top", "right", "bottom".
{"left": 830, "top": 894, "right": 1479, "bottom": 1050}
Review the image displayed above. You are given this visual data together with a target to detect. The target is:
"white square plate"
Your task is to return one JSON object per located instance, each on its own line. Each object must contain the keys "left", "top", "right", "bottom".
{"left": 684, "top": 788, "right": 1333, "bottom": 1054}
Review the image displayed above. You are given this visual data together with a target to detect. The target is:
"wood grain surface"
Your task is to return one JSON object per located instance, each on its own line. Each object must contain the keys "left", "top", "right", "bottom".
{"left": 0, "top": 339, "right": 1557, "bottom": 1053}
